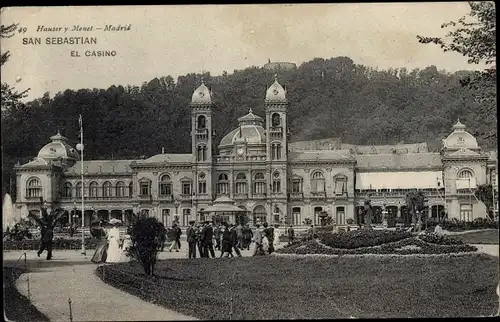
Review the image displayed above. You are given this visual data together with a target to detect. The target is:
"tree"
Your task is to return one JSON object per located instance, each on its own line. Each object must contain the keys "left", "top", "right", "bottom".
{"left": 125, "top": 215, "right": 163, "bottom": 276}
{"left": 1, "top": 23, "right": 30, "bottom": 114}
{"left": 405, "top": 190, "right": 427, "bottom": 231}
{"left": 474, "top": 184, "right": 494, "bottom": 218}
{"left": 416, "top": 1, "right": 496, "bottom": 135}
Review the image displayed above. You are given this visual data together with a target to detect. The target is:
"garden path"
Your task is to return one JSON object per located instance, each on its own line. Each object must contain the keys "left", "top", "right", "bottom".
{"left": 5, "top": 242, "right": 286, "bottom": 321}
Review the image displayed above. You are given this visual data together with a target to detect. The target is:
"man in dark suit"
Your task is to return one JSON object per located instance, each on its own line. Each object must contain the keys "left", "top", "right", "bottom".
{"left": 201, "top": 221, "right": 216, "bottom": 258}
{"left": 229, "top": 224, "right": 242, "bottom": 257}
{"left": 37, "top": 223, "right": 54, "bottom": 260}
{"left": 263, "top": 222, "right": 275, "bottom": 254}
{"left": 186, "top": 220, "right": 197, "bottom": 259}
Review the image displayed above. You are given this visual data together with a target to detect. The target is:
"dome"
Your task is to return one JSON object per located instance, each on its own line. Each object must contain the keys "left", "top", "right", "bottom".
{"left": 191, "top": 79, "right": 212, "bottom": 105}
{"left": 219, "top": 109, "right": 266, "bottom": 147}
{"left": 265, "top": 74, "right": 287, "bottom": 103}
{"left": 442, "top": 120, "right": 479, "bottom": 151}
{"left": 237, "top": 108, "right": 264, "bottom": 126}
{"left": 37, "top": 131, "right": 80, "bottom": 161}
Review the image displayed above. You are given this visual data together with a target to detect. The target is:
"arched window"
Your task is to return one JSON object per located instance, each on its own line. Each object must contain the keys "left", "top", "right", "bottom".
{"left": 235, "top": 172, "right": 247, "bottom": 194}
{"left": 458, "top": 169, "right": 474, "bottom": 179}
{"left": 159, "top": 174, "right": 172, "bottom": 196}
{"left": 128, "top": 182, "right": 133, "bottom": 196}
{"left": 76, "top": 182, "right": 82, "bottom": 198}
{"left": 271, "top": 113, "right": 281, "bottom": 127}
{"left": 272, "top": 172, "right": 281, "bottom": 193}
{"left": 198, "top": 172, "right": 207, "bottom": 194}
{"left": 63, "top": 182, "right": 72, "bottom": 198}
{"left": 271, "top": 142, "right": 282, "bottom": 160}
{"left": 217, "top": 173, "right": 229, "bottom": 195}
{"left": 253, "top": 205, "right": 267, "bottom": 225}
{"left": 197, "top": 115, "right": 206, "bottom": 129}
{"left": 26, "top": 177, "right": 42, "bottom": 198}
{"left": 116, "top": 181, "right": 126, "bottom": 197}
{"left": 197, "top": 145, "right": 207, "bottom": 162}
{"left": 253, "top": 172, "right": 266, "bottom": 194}
{"left": 89, "top": 181, "right": 99, "bottom": 197}
{"left": 311, "top": 171, "right": 325, "bottom": 193}
{"left": 102, "top": 181, "right": 112, "bottom": 197}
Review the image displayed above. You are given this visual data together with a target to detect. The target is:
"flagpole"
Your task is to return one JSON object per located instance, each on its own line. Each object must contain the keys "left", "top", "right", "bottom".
{"left": 78, "top": 115, "right": 86, "bottom": 255}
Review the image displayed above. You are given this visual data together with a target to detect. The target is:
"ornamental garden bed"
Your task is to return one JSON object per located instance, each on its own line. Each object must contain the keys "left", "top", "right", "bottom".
{"left": 3, "top": 237, "right": 98, "bottom": 251}
{"left": 277, "top": 230, "right": 477, "bottom": 256}
{"left": 96, "top": 253, "right": 499, "bottom": 319}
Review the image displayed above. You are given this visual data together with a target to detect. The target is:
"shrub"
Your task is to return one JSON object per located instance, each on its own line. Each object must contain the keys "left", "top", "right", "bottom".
{"left": 320, "top": 229, "right": 412, "bottom": 249}
{"left": 418, "top": 232, "right": 464, "bottom": 245}
{"left": 3, "top": 237, "right": 97, "bottom": 250}
{"left": 126, "top": 216, "right": 164, "bottom": 276}
{"left": 346, "top": 218, "right": 355, "bottom": 225}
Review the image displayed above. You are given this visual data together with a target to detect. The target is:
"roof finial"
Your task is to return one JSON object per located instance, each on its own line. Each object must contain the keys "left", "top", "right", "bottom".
{"left": 201, "top": 76, "right": 205, "bottom": 85}
{"left": 274, "top": 73, "right": 278, "bottom": 82}
{"left": 249, "top": 108, "right": 253, "bottom": 114}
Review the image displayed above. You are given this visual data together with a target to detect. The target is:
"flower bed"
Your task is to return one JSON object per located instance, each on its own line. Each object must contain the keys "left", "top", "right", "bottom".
{"left": 276, "top": 237, "right": 477, "bottom": 256}
{"left": 417, "top": 232, "right": 464, "bottom": 245}
{"left": 319, "top": 229, "right": 412, "bottom": 249}
{"left": 3, "top": 237, "right": 97, "bottom": 251}
{"left": 424, "top": 218, "right": 499, "bottom": 232}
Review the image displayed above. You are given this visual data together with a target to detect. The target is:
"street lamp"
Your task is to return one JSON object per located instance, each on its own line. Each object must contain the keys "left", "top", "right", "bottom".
{"left": 76, "top": 114, "right": 85, "bottom": 255}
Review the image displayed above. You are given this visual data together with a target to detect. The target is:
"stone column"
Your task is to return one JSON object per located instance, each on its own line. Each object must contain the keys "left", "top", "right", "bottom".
{"left": 121, "top": 209, "right": 125, "bottom": 222}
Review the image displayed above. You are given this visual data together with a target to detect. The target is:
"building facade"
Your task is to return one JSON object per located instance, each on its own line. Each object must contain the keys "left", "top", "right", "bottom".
{"left": 14, "top": 76, "right": 497, "bottom": 227}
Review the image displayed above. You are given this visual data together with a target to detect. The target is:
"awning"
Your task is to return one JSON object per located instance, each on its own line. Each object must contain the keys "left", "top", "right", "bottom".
{"left": 356, "top": 171, "right": 443, "bottom": 190}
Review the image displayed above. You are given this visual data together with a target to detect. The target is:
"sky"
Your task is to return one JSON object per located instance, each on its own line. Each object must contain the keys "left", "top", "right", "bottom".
{"left": 0, "top": 3, "right": 485, "bottom": 100}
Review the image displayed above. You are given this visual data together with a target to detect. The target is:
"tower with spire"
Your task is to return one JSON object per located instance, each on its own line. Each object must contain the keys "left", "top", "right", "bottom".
{"left": 190, "top": 77, "right": 214, "bottom": 164}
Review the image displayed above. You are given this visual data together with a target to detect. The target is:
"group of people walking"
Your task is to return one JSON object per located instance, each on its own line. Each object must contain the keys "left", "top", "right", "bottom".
{"left": 91, "top": 220, "right": 132, "bottom": 264}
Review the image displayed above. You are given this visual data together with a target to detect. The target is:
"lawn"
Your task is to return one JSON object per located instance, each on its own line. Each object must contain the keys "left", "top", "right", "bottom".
{"left": 452, "top": 229, "right": 499, "bottom": 245}
{"left": 99, "top": 254, "right": 499, "bottom": 319}
{"left": 3, "top": 267, "right": 49, "bottom": 322}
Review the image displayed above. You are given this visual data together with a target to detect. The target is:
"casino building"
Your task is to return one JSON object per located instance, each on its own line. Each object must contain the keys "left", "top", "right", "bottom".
{"left": 14, "top": 76, "right": 498, "bottom": 228}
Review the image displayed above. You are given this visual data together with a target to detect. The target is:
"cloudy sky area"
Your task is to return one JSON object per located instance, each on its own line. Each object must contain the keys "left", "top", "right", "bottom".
{"left": 1, "top": 3, "right": 485, "bottom": 100}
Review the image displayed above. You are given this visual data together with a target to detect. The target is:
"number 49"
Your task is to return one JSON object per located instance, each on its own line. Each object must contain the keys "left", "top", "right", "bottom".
{"left": 18, "top": 27, "right": 27, "bottom": 33}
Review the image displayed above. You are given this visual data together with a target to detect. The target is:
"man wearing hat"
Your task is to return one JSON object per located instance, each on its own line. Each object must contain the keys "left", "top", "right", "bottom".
{"left": 201, "top": 221, "right": 216, "bottom": 258}
{"left": 186, "top": 220, "right": 197, "bottom": 259}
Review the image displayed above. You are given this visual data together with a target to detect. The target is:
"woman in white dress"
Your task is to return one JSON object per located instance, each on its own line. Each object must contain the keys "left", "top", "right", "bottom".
{"left": 106, "top": 223, "right": 121, "bottom": 263}
{"left": 273, "top": 224, "right": 281, "bottom": 249}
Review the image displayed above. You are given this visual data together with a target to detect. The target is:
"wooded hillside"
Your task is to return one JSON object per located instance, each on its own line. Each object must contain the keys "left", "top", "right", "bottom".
{"left": 1, "top": 56, "right": 497, "bottom": 195}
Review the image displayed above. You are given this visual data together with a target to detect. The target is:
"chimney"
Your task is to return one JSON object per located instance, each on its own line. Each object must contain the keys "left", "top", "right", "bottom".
{"left": 162, "top": 147, "right": 165, "bottom": 154}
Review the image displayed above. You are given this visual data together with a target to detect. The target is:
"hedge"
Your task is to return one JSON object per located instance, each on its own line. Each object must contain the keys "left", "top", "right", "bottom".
{"left": 319, "top": 230, "right": 412, "bottom": 249}
{"left": 3, "top": 237, "right": 98, "bottom": 251}
{"left": 424, "top": 217, "right": 499, "bottom": 232}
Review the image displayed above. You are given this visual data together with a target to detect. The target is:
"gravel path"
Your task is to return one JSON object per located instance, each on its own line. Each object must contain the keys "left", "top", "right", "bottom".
{"left": 5, "top": 242, "right": 285, "bottom": 321}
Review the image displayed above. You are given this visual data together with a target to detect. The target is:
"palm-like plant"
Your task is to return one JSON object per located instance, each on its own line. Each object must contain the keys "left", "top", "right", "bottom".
{"left": 27, "top": 197, "right": 67, "bottom": 233}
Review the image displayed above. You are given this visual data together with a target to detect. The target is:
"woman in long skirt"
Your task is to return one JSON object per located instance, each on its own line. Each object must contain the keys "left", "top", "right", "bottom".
{"left": 106, "top": 223, "right": 121, "bottom": 263}
{"left": 221, "top": 223, "right": 233, "bottom": 257}
{"left": 91, "top": 222, "right": 108, "bottom": 263}
{"left": 119, "top": 234, "right": 132, "bottom": 262}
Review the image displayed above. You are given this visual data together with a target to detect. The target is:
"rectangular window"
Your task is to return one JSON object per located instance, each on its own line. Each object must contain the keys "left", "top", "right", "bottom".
{"left": 254, "top": 182, "right": 266, "bottom": 194}
{"left": 198, "top": 181, "right": 206, "bottom": 194}
{"left": 159, "top": 183, "right": 172, "bottom": 196}
{"left": 140, "top": 183, "right": 150, "bottom": 196}
{"left": 235, "top": 182, "right": 247, "bottom": 194}
{"left": 217, "top": 183, "right": 229, "bottom": 194}
{"left": 272, "top": 180, "right": 281, "bottom": 193}
{"left": 336, "top": 206, "right": 346, "bottom": 225}
{"left": 460, "top": 204, "right": 473, "bottom": 222}
{"left": 292, "top": 207, "right": 301, "bottom": 226}
{"left": 182, "top": 209, "right": 191, "bottom": 226}
{"left": 162, "top": 209, "right": 170, "bottom": 226}
{"left": 182, "top": 183, "right": 191, "bottom": 195}
{"left": 335, "top": 180, "right": 346, "bottom": 195}
{"left": 291, "top": 180, "right": 301, "bottom": 193}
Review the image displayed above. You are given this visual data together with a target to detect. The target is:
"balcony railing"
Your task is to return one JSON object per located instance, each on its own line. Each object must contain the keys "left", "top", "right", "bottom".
{"left": 180, "top": 194, "right": 192, "bottom": 201}
{"left": 251, "top": 193, "right": 267, "bottom": 199}
{"left": 289, "top": 192, "right": 303, "bottom": 200}
{"left": 234, "top": 193, "right": 248, "bottom": 200}
{"left": 158, "top": 194, "right": 174, "bottom": 201}
{"left": 195, "top": 128, "right": 209, "bottom": 140}
{"left": 310, "top": 191, "right": 326, "bottom": 199}
{"left": 60, "top": 196, "right": 133, "bottom": 201}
